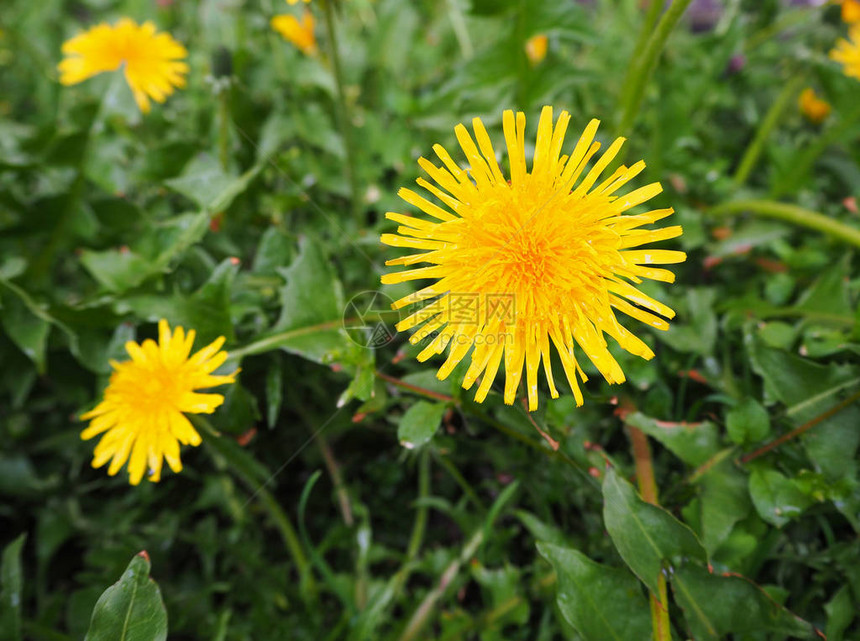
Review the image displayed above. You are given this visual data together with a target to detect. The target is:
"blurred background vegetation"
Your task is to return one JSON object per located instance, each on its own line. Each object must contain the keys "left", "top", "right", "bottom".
{"left": 1, "top": 0, "right": 860, "bottom": 639}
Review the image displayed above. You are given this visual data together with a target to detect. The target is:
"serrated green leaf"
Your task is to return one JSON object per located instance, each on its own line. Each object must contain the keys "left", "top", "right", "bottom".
{"left": 671, "top": 565, "right": 818, "bottom": 640}
{"left": 84, "top": 552, "right": 167, "bottom": 641}
{"left": 537, "top": 542, "right": 651, "bottom": 641}
{"left": 398, "top": 401, "right": 446, "bottom": 449}
{"left": 0, "top": 534, "right": 26, "bottom": 641}
{"left": 603, "top": 467, "right": 707, "bottom": 594}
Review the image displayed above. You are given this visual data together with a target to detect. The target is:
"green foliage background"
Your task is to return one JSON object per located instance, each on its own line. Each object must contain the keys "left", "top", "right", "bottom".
{"left": 1, "top": 0, "right": 859, "bottom": 639}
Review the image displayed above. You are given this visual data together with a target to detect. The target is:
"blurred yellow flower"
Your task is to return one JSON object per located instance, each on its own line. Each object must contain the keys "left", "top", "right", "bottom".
{"left": 830, "top": 24, "right": 860, "bottom": 80}
{"left": 58, "top": 19, "right": 188, "bottom": 113}
{"left": 288, "top": 0, "right": 312, "bottom": 3}
{"left": 798, "top": 88, "right": 831, "bottom": 124}
{"left": 525, "top": 34, "right": 548, "bottom": 65}
{"left": 271, "top": 9, "right": 317, "bottom": 55}
{"left": 80, "top": 320, "right": 237, "bottom": 486}
{"left": 381, "top": 106, "right": 685, "bottom": 411}
{"left": 841, "top": 0, "right": 860, "bottom": 23}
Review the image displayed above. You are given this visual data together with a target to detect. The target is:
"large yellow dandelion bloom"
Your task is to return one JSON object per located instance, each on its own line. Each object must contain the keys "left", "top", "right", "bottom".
{"left": 831, "top": 25, "right": 860, "bottom": 80}
{"left": 798, "top": 88, "right": 831, "bottom": 124}
{"left": 80, "top": 320, "right": 237, "bottom": 485}
{"left": 58, "top": 18, "right": 188, "bottom": 113}
{"left": 271, "top": 9, "right": 317, "bottom": 56}
{"left": 381, "top": 106, "right": 685, "bottom": 411}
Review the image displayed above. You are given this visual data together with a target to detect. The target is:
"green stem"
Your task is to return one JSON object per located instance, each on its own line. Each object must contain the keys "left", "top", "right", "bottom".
{"left": 218, "top": 87, "right": 231, "bottom": 171}
{"left": 708, "top": 199, "right": 860, "bottom": 249}
{"left": 617, "top": 0, "right": 694, "bottom": 136}
{"left": 732, "top": 74, "right": 805, "bottom": 187}
{"left": 193, "top": 416, "right": 316, "bottom": 599}
{"left": 321, "top": 0, "right": 361, "bottom": 217}
{"left": 630, "top": 0, "right": 665, "bottom": 67}
{"left": 406, "top": 450, "right": 431, "bottom": 561}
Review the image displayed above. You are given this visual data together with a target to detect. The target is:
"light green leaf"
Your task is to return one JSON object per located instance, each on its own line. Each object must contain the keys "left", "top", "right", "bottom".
{"left": 603, "top": 467, "right": 707, "bottom": 594}
{"left": 671, "top": 565, "right": 818, "bottom": 640}
{"left": 84, "top": 552, "right": 167, "bottom": 641}
{"left": 398, "top": 401, "right": 447, "bottom": 449}
{"left": 164, "top": 154, "right": 261, "bottom": 212}
{"left": 537, "top": 542, "right": 651, "bottom": 641}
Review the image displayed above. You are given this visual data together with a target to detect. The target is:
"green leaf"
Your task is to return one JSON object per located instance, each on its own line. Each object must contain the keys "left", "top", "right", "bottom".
{"left": 398, "top": 401, "right": 447, "bottom": 449}
{"left": 795, "top": 254, "right": 852, "bottom": 317}
{"left": 748, "top": 468, "right": 813, "bottom": 528}
{"left": 84, "top": 552, "right": 167, "bottom": 641}
{"left": 537, "top": 542, "right": 651, "bottom": 641}
{"left": 725, "top": 397, "right": 770, "bottom": 445}
{"left": 671, "top": 565, "right": 818, "bottom": 640}
{"left": 697, "top": 460, "right": 752, "bottom": 554}
{"left": 624, "top": 412, "right": 720, "bottom": 466}
{"left": 824, "top": 584, "right": 854, "bottom": 641}
{"left": 749, "top": 338, "right": 860, "bottom": 479}
{"left": 0, "top": 287, "right": 50, "bottom": 373}
{"left": 660, "top": 288, "right": 718, "bottom": 355}
{"left": 79, "top": 248, "right": 152, "bottom": 293}
{"left": 164, "top": 154, "right": 261, "bottom": 213}
{"left": 0, "top": 534, "right": 26, "bottom": 641}
{"left": 602, "top": 467, "right": 707, "bottom": 594}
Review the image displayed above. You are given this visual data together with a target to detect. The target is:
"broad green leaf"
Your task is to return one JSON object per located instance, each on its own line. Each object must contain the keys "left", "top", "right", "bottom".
{"left": 0, "top": 534, "right": 26, "bottom": 641}
{"left": 824, "top": 585, "right": 854, "bottom": 641}
{"left": 164, "top": 154, "right": 261, "bottom": 212}
{"left": 85, "top": 552, "right": 167, "bottom": 641}
{"left": 398, "top": 401, "right": 446, "bottom": 449}
{"left": 671, "top": 565, "right": 818, "bottom": 640}
{"left": 79, "top": 248, "right": 152, "bottom": 293}
{"left": 749, "top": 338, "right": 860, "bottom": 479}
{"left": 0, "top": 287, "right": 50, "bottom": 373}
{"left": 537, "top": 542, "right": 651, "bottom": 641}
{"left": 603, "top": 467, "right": 707, "bottom": 594}
{"left": 624, "top": 412, "right": 720, "bottom": 466}
{"left": 725, "top": 397, "right": 770, "bottom": 445}
{"left": 748, "top": 468, "right": 813, "bottom": 528}
{"left": 795, "top": 254, "right": 852, "bottom": 317}
{"left": 698, "top": 460, "right": 751, "bottom": 553}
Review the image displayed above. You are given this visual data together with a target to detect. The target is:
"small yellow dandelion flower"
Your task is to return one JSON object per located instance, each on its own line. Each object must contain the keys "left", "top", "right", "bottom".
{"left": 58, "top": 18, "right": 188, "bottom": 113}
{"left": 381, "top": 107, "right": 685, "bottom": 411}
{"left": 841, "top": 0, "right": 860, "bottom": 23}
{"left": 80, "top": 320, "right": 237, "bottom": 485}
{"left": 288, "top": 0, "right": 312, "bottom": 3}
{"left": 271, "top": 9, "right": 317, "bottom": 56}
{"left": 831, "top": 24, "right": 860, "bottom": 80}
{"left": 798, "top": 88, "right": 831, "bottom": 124}
{"left": 525, "top": 34, "right": 549, "bottom": 65}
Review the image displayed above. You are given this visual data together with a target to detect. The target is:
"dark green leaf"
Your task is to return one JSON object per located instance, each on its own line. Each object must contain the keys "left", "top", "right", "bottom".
{"left": 537, "top": 542, "right": 651, "bottom": 641}
{"left": 603, "top": 467, "right": 707, "bottom": 594}
{"left": 671, "top": 565, "right": 818, "bottom": 640}
{"left": 748, "top": 468, "right": 813, "bottom": 528}
{"left": 726, "top": 397, "right": 770, "bottom": 445}
{"left": 0, "top": 534, "right": 26, "bottom": 641}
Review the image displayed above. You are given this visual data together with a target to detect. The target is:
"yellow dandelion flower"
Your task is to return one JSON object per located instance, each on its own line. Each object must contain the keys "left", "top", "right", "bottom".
{"left": 288, "top": 0, "right": 312, "bottom": 3}
{"left": 381, "top": 107, "right": 686, "bottom": 411}
{"left": 798, "top": 88, "right": 831, "bottom": 124}
{"left": 525, "top": 34, "right": 549, "bottom": 66}
{"left": 841, "top": 0, "right": 860, "bottom": 23}
{"left": 831, "top": 24, "right": 860, "bottom": 80}
{"left": 271, "top": 9, "right": 317, "bottom": 56}
{"left": 80, "top": 320, "right": 237, "bottom": 485}
{"left": 58, "top": 18, "right": 188, "bottom": 113}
